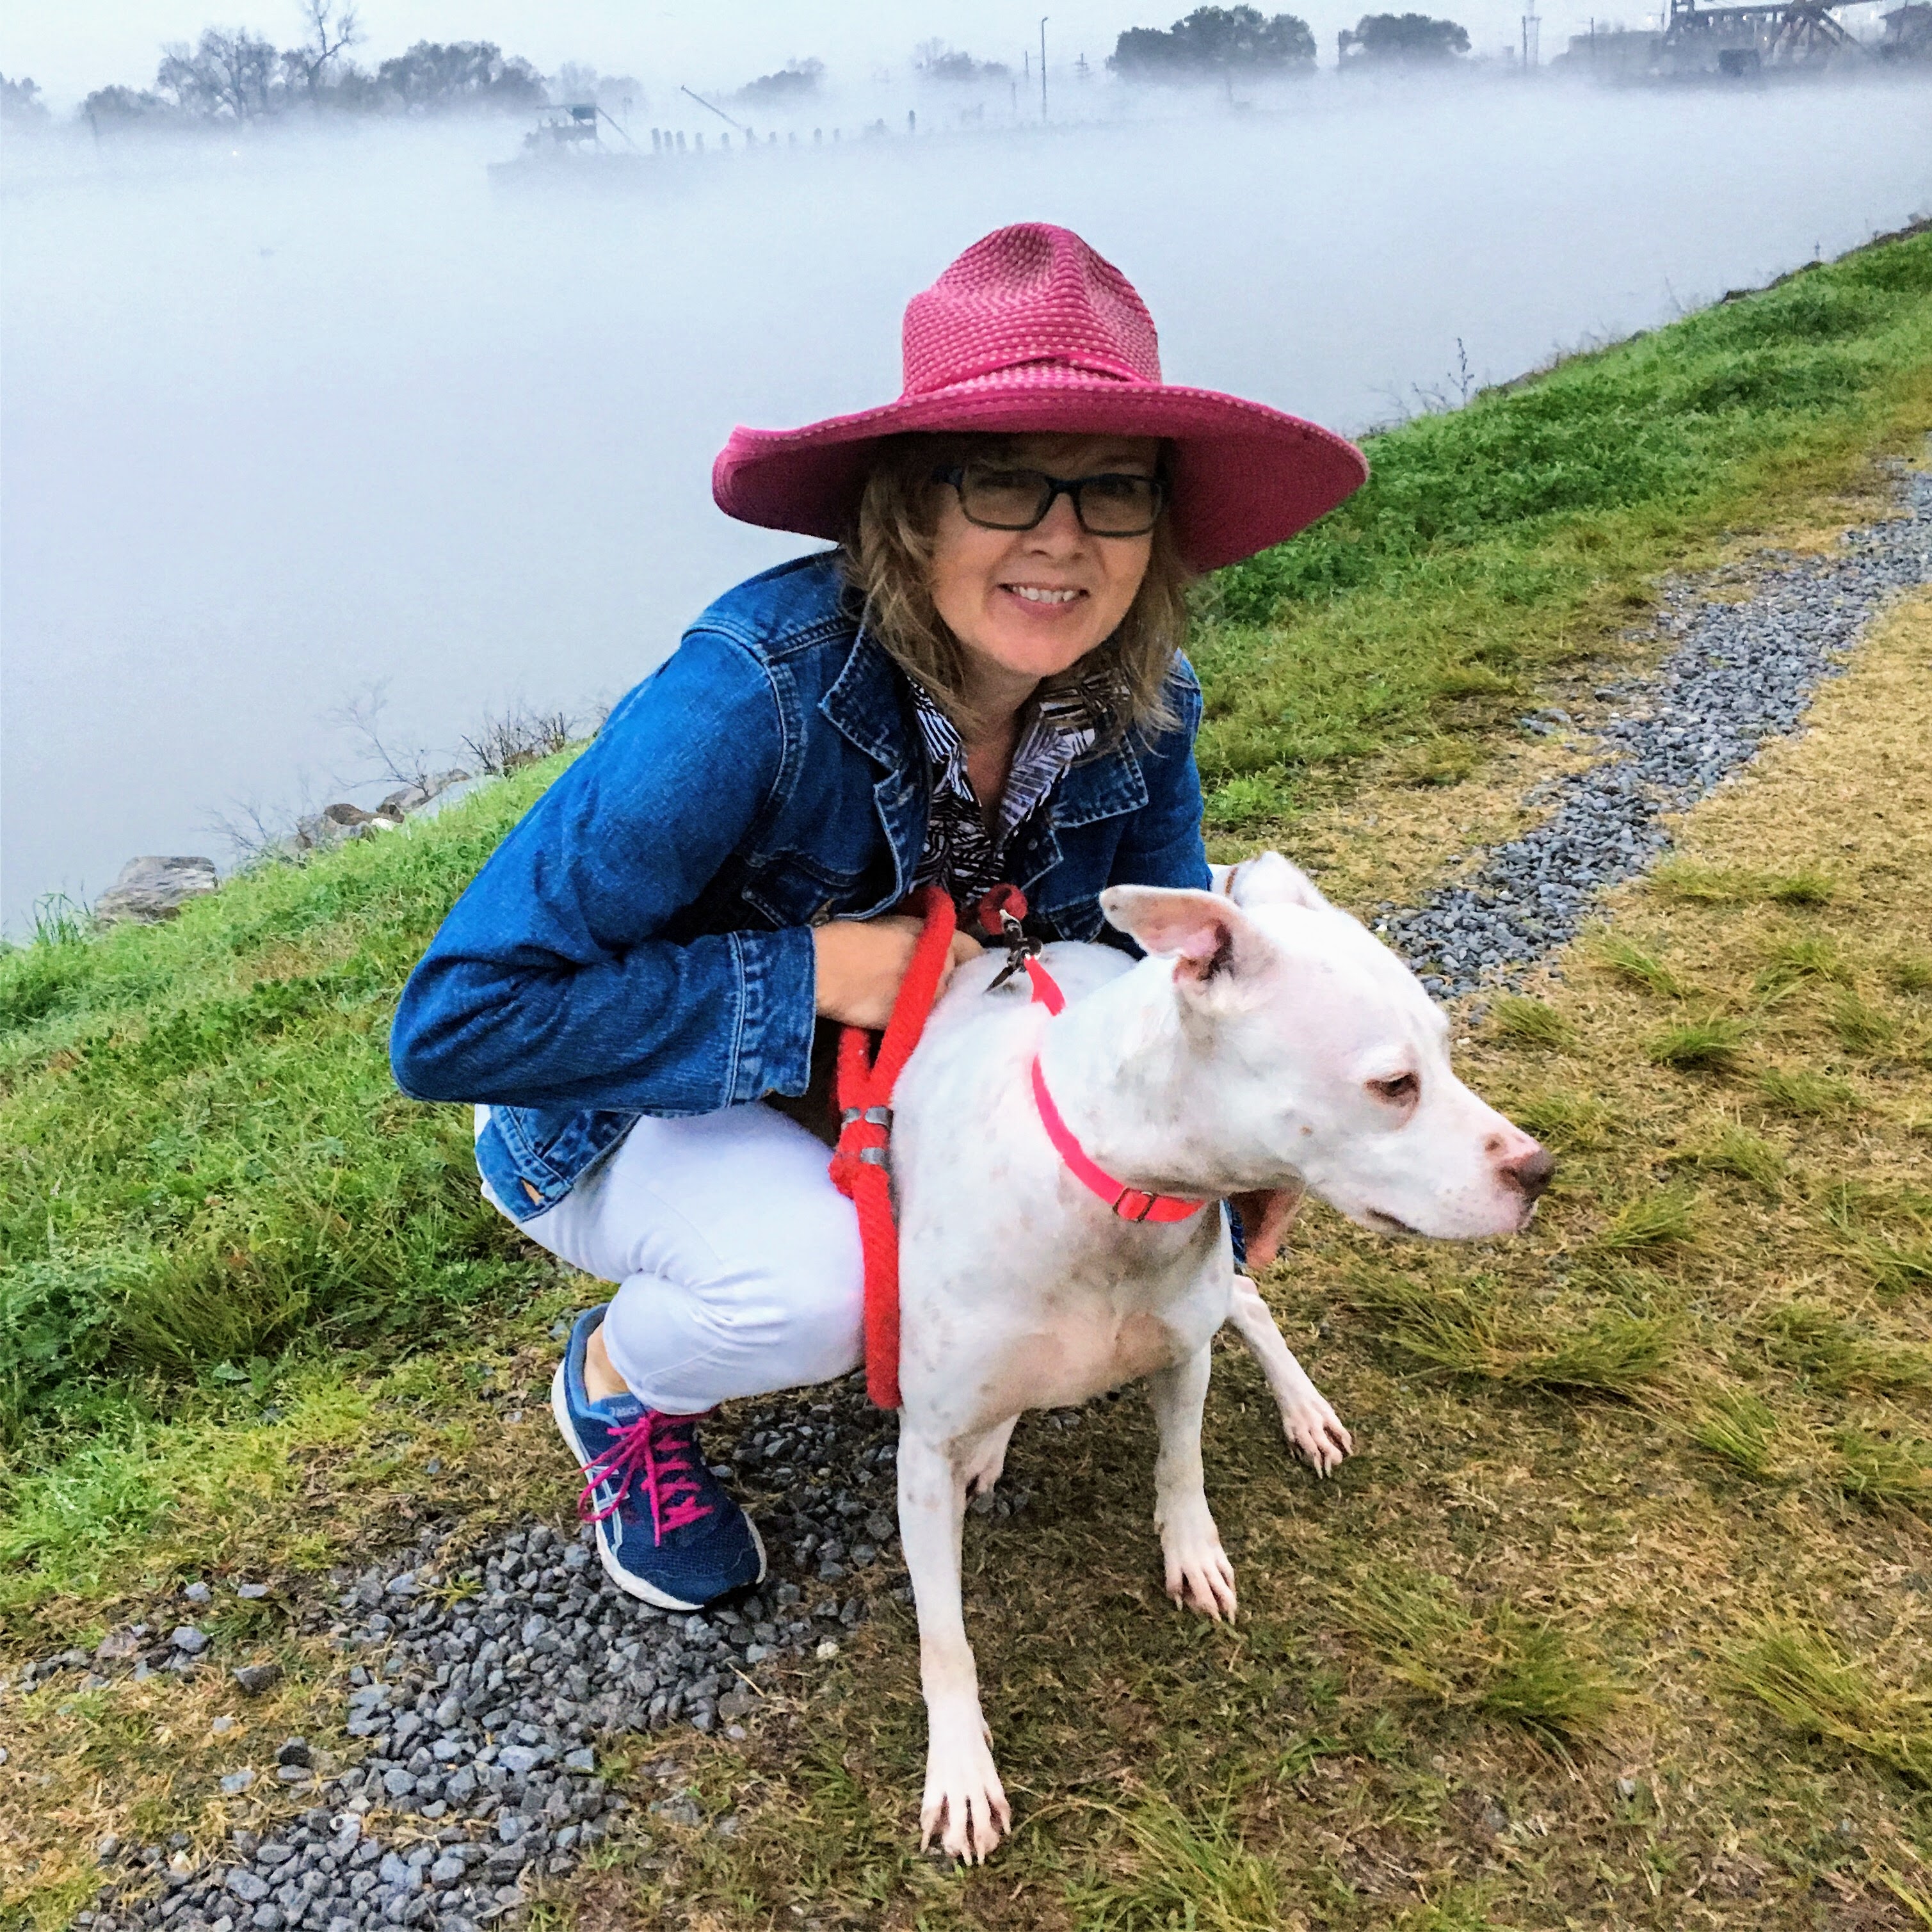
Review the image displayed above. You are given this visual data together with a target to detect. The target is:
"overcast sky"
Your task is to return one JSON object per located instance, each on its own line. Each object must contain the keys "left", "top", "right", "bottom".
{"left": 4, "top": 0, "right": 1704, "bottom": 108}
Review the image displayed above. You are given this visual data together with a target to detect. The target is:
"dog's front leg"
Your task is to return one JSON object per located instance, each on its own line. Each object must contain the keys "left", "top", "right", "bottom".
{"left": 1147, "top": 1345, "right": 1238, "bottom": 1621}
{"left": 898, "top": 1420, "right": 1012, "bottom": 1862}
{"left": 1224, "top": 1275, "right": 1354, "bottom": 1476}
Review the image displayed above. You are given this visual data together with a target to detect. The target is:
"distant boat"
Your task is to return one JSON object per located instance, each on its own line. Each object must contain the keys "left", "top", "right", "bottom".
{"left": 487, "top": 104, "right": 656, "bottom": 189}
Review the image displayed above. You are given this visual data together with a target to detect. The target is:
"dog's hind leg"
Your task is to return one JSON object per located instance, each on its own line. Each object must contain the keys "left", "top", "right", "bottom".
{"left": 898, "top": 1421, "right": 1013, "bottom": 1863}
{"left": 1147, "top": 1344, "right": 1238, "bottom": 1622}
{"left": 1224, "top": 1275, "right": 1353, "bottom": 1477}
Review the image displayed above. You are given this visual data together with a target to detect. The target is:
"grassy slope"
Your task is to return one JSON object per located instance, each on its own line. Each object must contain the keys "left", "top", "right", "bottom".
{"left": 1193, "top": 225, "right": 1932, "bottom": 822}
{"left": 1, "top": 223, "right": 1929, "bottom": 1928}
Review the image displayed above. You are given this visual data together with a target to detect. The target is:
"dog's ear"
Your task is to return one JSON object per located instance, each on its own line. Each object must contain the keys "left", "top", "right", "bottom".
{"left": 1099, "top": 885, "right": 1274, "bottom": 996}
{"left": 1227, "top": 851, "right": 1329, "bottom": 913}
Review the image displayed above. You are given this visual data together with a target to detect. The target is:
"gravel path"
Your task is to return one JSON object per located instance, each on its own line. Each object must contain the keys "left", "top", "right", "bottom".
{"left": 47, "top": 460, "right": 1932, "bottom": 1931}
{"left": 1380, "top": 463, "right": 1931, "bottom": 997}
{"left": 59, "top": 1374, "right": 937, "bottom": 1932}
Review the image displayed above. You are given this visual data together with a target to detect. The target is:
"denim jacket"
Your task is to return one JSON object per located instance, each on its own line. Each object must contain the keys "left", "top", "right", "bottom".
{"left": 389, "top": 551, "right": 1212, "bottom": 1220}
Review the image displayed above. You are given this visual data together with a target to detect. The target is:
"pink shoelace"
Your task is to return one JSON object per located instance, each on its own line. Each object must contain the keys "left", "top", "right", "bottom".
{"left": 576, "top": 1410, "right": 715, "bottom": 1540}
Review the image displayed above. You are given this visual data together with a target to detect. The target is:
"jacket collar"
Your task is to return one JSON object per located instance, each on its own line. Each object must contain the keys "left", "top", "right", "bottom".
{"left": 821, "top": 625, "right": 915, "bottom": 771}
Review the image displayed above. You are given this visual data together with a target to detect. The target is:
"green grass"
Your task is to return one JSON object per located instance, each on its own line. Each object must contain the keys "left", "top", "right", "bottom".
{"left": 1646, "top": 860, "right": 1839, "bottom": 907}
{"left": 1687, "top": 1387, "right": 1787, "bottom": 1482}
{"left": 1487, "top": 995, "right": 1575, "bottom": 1052}
{"left": 1192, "top": 230, "right": 1932, "bottom": 800}
{"left": 1339, "top": 1267, "right": 1675, "bottom": 1395}
{"left": 1068, "top": 1798, "right": 1287, "bottom": 1931}
{"left": 1646, "top": 1015, "right": 1752, "bottom": 1074}
{"left": 0, "top": 764, "right": 569, "bottom": 1445}
{"left": 1590, "top": 1184, "right": 1701, "bottom": 1250}
{"left": 1725, "top": 1623, "right": 1932, "bottom": 1783}
{"left": 1588, "top": 932, "right": 1689, "bottom": 999}
{"left": 1753, "top": 933, "right": 1853, "bottom": 995}
{"left": 1887, "top": 952, "right": 1932, "bottom": 996}
{"left": 1758, "top": 1303, "right": 1932, "bottom": 1394}
{"left": 1827, "top": 989, "right": 1904, "bottom": 1056}
{"left": 1336, "top": 1567, "right": 1623, "bottom": 1748}
{"left": 1686, "top": 1123, "right": 1786, "bottom": 1196}
{"left": 1754, "top": 1065, "right": 1859, "bottom": 1117}
{"left": 1835, "top": 1423, "right": 1932, "bottom": 1517}
{"left": 1505, "top": 1088, "right": 1617, "bottom": 1151}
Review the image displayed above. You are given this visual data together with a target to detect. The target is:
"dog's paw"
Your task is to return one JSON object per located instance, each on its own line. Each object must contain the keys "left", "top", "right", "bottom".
{"left": 920, "top": 1717, "right": 1011, "bottom": 1864}
{"left": 1278, "top": 1387, "right": 1353, "bottom": 1477}
{"left": 1159, "top": 1499, "right": 1237, "bottom": 1622}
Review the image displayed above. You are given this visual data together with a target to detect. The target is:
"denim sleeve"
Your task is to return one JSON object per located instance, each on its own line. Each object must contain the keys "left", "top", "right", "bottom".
{"left": 389, "top": 628, "right": 816, "bottom": 1115}
{"left": 1109, "top": 659, "right": 1214, "bottom": 894}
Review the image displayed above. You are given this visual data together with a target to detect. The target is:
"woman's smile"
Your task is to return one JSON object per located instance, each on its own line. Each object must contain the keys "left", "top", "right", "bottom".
{"left": 1000, "top": 581, "right": 1087, "bottom": 610}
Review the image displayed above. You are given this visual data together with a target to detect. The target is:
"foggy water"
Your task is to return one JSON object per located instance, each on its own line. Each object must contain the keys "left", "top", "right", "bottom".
{"left": 4, "top": 81, "right": 1929, "bottom": 933}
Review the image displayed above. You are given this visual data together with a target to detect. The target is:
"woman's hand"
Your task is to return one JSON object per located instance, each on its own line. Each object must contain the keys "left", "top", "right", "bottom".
{"left": 813, "top": 915, "right": 983, "bottom": 1029}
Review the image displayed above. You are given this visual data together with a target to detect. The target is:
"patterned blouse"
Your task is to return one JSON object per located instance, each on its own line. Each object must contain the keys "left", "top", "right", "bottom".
{"left": 909, "top": 682, "right": 1095, "bottom": 915}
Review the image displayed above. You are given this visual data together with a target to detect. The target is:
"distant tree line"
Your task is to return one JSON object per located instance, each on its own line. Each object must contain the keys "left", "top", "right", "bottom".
{"left": 912, "top": 40, "right": 1013, "bottom": 85}
{"left": 76, "top": 3, "right": 565, "bottom": 126}
{"left": 1, "top": 72, "right": 49, "bottom": 124}
{"left": 1337, "top": 12, "right": 1474, "bottom": 65}
{"left": 1110, "top": 6, "right": 1318, "bottom": 79}
{"left": 735, "top": 58, "right": 825, "bottom": 104}
{"left": 10, "top": 6, "right": 1481, "bottom": 136}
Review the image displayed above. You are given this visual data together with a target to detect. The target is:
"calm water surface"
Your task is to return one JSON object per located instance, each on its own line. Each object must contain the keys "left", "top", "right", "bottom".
{"left": 4, "top": 80, "right": 1930, "bottom": 931}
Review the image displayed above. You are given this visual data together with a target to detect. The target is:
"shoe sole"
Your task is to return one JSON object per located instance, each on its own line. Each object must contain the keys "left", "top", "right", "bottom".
{"left": 549, "top": 1360, "right": 766, "bottom": 1612}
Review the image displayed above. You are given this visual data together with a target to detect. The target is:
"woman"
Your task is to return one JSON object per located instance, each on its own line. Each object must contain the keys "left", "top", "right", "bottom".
{"left": 390, "top": 223, "right": 1365, "bottom": 1611}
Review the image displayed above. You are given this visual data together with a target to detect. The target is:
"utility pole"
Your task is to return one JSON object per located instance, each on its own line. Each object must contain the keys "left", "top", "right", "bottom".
{"left": 1041, "top": 17, "right": 1049, "bottom": 121}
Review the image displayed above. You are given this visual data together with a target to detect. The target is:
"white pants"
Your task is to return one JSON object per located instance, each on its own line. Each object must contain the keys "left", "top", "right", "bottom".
{"left": 478, "top": 1104, "right": 864, "bottom": 1415}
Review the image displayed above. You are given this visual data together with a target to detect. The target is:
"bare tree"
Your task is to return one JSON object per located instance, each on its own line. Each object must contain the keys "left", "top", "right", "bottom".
{"left": 329, "top": 680, "right": 435, "bottom": 791}
{"left": 157, "top": 28, "right": 282, "bottom": 120}
{"left": 462, "top": 704, "right": 576, "bottom": 777}
{"left": 284, "top": 0, "right": 361, "bottom": 105}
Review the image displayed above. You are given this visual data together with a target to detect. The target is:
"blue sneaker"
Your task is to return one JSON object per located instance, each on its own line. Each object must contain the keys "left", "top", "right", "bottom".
{"left": 549, "top": 1304, "right": 766, "bottom": 1610}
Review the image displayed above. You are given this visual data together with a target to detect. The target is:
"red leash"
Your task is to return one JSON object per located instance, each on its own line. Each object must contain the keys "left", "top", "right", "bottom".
{"left": 830, "top": 883, "right": 1208, "bottom": 1411}
{"left": 829, "top": 883, "right": 958, "bottom": 1410}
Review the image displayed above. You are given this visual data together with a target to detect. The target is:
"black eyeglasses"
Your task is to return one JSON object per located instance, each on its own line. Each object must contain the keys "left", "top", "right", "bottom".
{"left": 931, "top": 463, "right": 1166, "bottom": 537}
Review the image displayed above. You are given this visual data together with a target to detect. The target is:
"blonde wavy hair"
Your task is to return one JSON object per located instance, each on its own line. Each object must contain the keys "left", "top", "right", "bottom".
{"left": 840, "top": 432, "right": 1191, "bottom": 746}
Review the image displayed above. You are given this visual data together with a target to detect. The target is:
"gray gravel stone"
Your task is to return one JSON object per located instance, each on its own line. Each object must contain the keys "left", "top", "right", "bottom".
{"left": 1378, "top": 463, "right": 1931, "bottom": 998}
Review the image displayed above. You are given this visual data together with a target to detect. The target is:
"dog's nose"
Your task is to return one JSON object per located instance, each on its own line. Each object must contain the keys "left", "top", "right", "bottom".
{"left": 1501, "top": 1143, "right": 1556, "bottom": 1202}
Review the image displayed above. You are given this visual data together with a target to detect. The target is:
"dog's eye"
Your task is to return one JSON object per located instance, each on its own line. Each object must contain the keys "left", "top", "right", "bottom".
{"left": 1369, "top": 1072, "right": 1419, "bottom": 1105}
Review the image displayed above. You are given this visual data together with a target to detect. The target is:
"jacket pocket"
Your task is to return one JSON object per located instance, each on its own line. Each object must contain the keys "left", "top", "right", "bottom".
{"left": 740, "top": 848, "right": 896, "bottom": 926}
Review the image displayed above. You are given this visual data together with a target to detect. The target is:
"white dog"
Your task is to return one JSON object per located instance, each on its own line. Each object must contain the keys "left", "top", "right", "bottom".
{"left": 888, "top": 853, "right": 1553, "bottom": 1860}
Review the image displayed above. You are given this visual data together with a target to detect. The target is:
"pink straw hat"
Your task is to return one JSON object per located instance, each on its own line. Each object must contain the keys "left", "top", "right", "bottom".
{"left": 711, "top": 223, "right": 1368, "bottom": 574}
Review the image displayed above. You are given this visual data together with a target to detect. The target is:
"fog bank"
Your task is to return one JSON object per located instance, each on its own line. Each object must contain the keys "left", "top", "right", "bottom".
{"left": 4, "top": 81, "right": 1929, "bottom": 932}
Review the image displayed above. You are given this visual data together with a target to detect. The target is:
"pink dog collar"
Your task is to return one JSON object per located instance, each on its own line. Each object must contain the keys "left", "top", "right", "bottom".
{"left": 1024, "top": 956, "right": 1208, "bottom": 1225}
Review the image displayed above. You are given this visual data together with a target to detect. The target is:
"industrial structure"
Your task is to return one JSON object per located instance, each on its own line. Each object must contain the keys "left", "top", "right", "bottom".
{"left": 1559, "top": 0, "right": 1910, "bottom": 76}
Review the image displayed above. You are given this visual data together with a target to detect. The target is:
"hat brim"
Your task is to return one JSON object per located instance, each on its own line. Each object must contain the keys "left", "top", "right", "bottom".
{"left": 711, "top": 369, "right": 1369, "bottom": 574}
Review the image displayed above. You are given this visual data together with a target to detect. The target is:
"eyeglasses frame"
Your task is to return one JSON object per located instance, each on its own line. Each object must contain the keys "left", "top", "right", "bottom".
{"left": 929, "top": 463, "right": 1168, "bottom": 538}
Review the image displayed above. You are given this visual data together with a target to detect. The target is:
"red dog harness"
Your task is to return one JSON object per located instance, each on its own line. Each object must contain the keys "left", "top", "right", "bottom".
{"left": 830, "top": 885, "right": 1207, "bottom": 1410}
